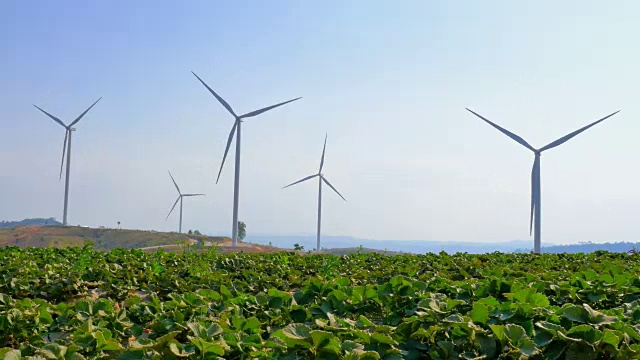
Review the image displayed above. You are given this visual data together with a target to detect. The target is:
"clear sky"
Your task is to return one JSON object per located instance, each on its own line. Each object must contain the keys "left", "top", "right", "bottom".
{"left": 1, "top": 1, "right": 639, "bottom": 244}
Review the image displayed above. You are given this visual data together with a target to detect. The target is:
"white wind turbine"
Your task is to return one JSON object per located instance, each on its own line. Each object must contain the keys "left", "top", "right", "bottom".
{"left": 33, "top": 98, "right": 102, "bottom": 226}
{"left": 283, "top": 134, "right": 346, "bottom": 251}
{"left": 166, "top": 171, "right": 205, "bottom": 234}
{"left": 192, "top": 71, "right": 301, "bottom": 246}
{"left": 466, "top": 108, "right": 620, "bottom": 253}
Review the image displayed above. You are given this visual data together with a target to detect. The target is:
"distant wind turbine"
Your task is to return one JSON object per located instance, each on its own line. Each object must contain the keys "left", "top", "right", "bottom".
{"left": 192, "top": 71, "right": 301, "bottom": 246}
{"left": 33, "top": 98, "right": 102, "bottom": 226}
{"left": 166, "top": 171, "right": 205, "bottom": 234}
{"left": 466, "top": 108, "right": 620, "bottom": 253}
{"left": 283, "top": 134, "right": 346, "bottom": 251}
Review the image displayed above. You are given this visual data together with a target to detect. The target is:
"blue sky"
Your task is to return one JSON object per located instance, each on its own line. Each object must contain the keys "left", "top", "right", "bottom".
{"left": 1, "top": 1, "right": 639, "bottom": 244}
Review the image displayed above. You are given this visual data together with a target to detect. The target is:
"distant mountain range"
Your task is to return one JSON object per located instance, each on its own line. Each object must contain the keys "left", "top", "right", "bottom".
{"left": 245, "top": 234, "right": 640, "bottom": 254}
{"left": 0, "top": 217, "right": 62, "bottom": 228}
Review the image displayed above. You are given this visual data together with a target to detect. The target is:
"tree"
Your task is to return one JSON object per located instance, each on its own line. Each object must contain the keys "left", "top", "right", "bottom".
{"left": 238, "top": 221, "right": 246, "bottom": 241}
{"left": 194, "top": 230, "right": 201, "bottom": 235}
{"left": 188, "top": 230, "right": 193, "bottom": 235}
{"left": 117, "top": 221, "right": 121, "bottom": 230}
{"left": 294, "top": 243, "right": 304, "bottom": 251}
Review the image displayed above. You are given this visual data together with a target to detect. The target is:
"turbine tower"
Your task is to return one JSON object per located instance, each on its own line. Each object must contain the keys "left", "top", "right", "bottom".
{"left": 166, "top": 171, "right": 205, "bottom": 234}
{"left": 192, "top": 71, "right": 301, "bottom": 246}
{"left": 33, "top": 98, "right": 102, "bottom": 226}
{"left": 466, "top": 108, "right": 620, "bottom": 253}
{"left": 283, "top": 134, "right": 346, "bottom": 251}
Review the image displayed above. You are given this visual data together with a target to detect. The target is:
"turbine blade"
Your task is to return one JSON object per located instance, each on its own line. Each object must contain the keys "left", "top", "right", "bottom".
{"left": 166, "top": 196, "right": 181, "bottom": 219}
{"left": 539, "top": 110, "right": 620, "bottom": 152}
{"left": 168, "top": 171, "right": 181, "bottom": 194}
{"left": 216, "top": 121, "right": 238, "bottom": 184}
{"left": 59, "top": 129, "right": 68, "bottom": 180}
{"left": 466, "top": 108, "right": 536, "bottom": 152}
{"left": 282, "top": 174, "right": 318, "bottom": 189}
{"left": 183, "top": 193, "right": 205, "bottom": 197}
{"left": 34, "top": 105, "right": 67, "bottom": 128}
{"left": 529, "top": 157, "right": 540, "bottom": 236}
{"left": 239, "top": 97, "right": 301, "bottom": 119}
{"left": 191, "top": 71, "right": 237, "bottom": 117}
{"left": 322, "top": 176, "right": 346, "bottom": 201}
{"left": 319, "top": 133, "right": 327, "bottom": 172}
{"left": 70, "top": 97, "right": 102, "bottom": 127}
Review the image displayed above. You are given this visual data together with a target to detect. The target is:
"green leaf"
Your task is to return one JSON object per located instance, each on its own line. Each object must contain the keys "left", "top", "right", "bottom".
{"left": 290, "top": 308, "right": 308, "bottom": 322}
{"left": 504, "top": 324, "right": 527, "bottom": 342}
{"left": 168, "top": 342, "right": 193, "bottom": 358}
{"left": 153, "top": 331, "right": 180, "bottom": 347}
{"left": 282, "top": 323, "right": 311, "bottom": 340}
{"left": 564, "top": 325, "right": 602, "bottom": 344}
{"left": 518, "top": 339, "right": 538, "bottom": 356}
{"left": 310, "top": 330, "right": 333, "bottom": 348}
{"left": 470, "top": 303, "right": 489, "bottom": 324}
{"left": 242, "top": 317, "right": 261, "bottom": 332}
{"left": 357, "top": 315, "right": 376, "bottom": 328}
{"left": 528, "top": 293, "right": 551, "bottom": 307}
{"left": 0, "top": 349, "right": 21, "bottom": 360}
{"left": 490, "top": 325, "right": 506, "bottom": 342}
{"left": 203, "top": 343, "right": 226, "bottom": 356}
{"left": 601, "top": 329, "right": 620, "bottom": 348}
{"left": 536, "top": 321, "right": 565, "bottom": 334}
{"left": 65, "top": 353, "right": 87, "bottom": 360}
{"left": 561, "top": 305, "right": 589, "bottom": 323}
{"left": 188, "top": 322, "right": 207, "bottom": 338}
{"left": 371, "top": 332, "right": 397, "bottom": 345}
{"left": 207, "top": 323, "right": 223, "bottom": 337}
{"left": 583, "top": 304, "right": 617, "bottom": 325}
{"left": 476, "top": 334, "right": 496, "bottom": 357}
{"left": 101, "top": 340, "right": 124, "bottom": 351}
{"left": 341, "top": 341, "right": 364, "bottom": 352}
{"left": 443, "top": 314, "right": 465, "bottom": 323}
{"left": 533, "top": 330, "right": 554, "bottom": 347}
{"left": 508, "top": 288, "right": 550, "bottom": 307}
{"left": 39, "top": 344, "right": 66, "bottom": 359}
{"left": 357, "top": 350, "right": 381, "bottom": 359}
{"left": 255, "top": 293, "right": 268, "bottom": 306}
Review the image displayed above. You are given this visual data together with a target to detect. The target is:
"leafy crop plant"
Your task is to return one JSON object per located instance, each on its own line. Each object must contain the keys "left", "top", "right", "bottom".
{"left": 0, "top": 247, "right": 639, "bottom": 359}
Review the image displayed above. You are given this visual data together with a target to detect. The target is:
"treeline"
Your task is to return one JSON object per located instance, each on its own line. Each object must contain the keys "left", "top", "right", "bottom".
{"left": 0, "top": 218, "right": 62, "bottom": 228}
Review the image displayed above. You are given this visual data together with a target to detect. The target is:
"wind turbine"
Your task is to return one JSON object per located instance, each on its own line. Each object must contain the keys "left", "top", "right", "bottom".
{"left": 166, "top": 171, "right": 205, "bottom": 234}
{"left": 191, "top": 71, "right": 301, "bottom": 246}
{"left": 33, "top": 98, "right": 102, "bottom": 226}
{"left": 283, "top": 134, "right": 346, "bottom": 251}
{"left": 466, "top": 108, "right": 620, "bottom": 253}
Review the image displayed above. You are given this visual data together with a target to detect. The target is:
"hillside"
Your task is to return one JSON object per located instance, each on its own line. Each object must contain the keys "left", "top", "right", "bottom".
{"left": 0, "top": 226, "right": 406, "bottom": 255}
{"left": 0, "top": 225, "right": 230, "bottom": 251}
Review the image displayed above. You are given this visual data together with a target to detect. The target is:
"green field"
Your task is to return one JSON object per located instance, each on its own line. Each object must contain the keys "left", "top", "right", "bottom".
{"left": 1, "top": 246, "right": 640, "bottom": 359}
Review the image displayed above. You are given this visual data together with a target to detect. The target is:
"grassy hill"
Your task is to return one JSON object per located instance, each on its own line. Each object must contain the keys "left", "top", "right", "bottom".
{"left": 0, "top": 225, "right": 405, "bottom": 255}
{"left": 0, "top": 225, "right": 230, "bottom": 251}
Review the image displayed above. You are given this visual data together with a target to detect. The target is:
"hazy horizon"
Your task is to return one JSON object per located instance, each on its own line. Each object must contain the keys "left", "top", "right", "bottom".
{"left": 2, "top": 1, "right": 640, "bottom": 245}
